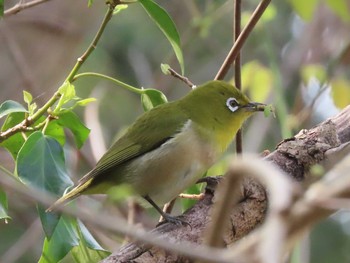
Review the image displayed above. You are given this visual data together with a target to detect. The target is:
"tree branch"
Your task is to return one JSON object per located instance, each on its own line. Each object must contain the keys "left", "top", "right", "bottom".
{"left": 4, "top": 0, "right": 52, "bottom": 17}
{"left": 102, "top": 105, "right": 350, "bottom": 262}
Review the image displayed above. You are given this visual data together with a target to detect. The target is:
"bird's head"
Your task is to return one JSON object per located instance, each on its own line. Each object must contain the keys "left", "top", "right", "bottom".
{"left": 180, "top": 80, "right": 266, "bottom": 151}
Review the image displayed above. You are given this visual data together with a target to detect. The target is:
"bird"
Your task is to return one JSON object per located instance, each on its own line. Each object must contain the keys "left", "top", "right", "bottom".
{"left": 47, "top": 80, "right": 266, "bottom": 224}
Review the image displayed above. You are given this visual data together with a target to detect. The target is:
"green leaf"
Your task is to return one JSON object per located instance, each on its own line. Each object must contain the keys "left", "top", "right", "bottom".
{"left": 301, "top": 64, "right": 327, "bottom": 84}
{"left": 45, "top": 119, "right": 66, "bottom": 146}
{"left": 241, "top": 61, "right": 273, "bottom": 102}
{"left": 57, "top": 111, "right": 90, "bottom": 148}
{"left": 76, "top": 98, "right": 96, "bottom": 107}
{"left": 141, "top": 88, "right": 168, "bottom": 111}
{"left": 71, "top": 245, "right": 110, "bottom": 263}
{"left": 87, "top": 0, "right": 94, "bottom": 7}
{"left": 0, "top": 0, "right": 3, "bottom": 18}
{"left": 289, "top": 0, "right": 319, "bottom": 21}
{"left": 331, "top": 78, "right": 350, "bottom": 109}
{"left": 0, "top": 190, "right": 11, "bottom": 223}
{"left": 264, "top": 104, "right": 276, "bottom": 118}
{"left": 16, "top": 131, "right": 73, "bottom": 197}
{"left": 113, "top": 4, "right": 128, "bottom": 15}
{"left": 78, "top": 220, "right": 108, "bottom": 251}
{"left": 37, "top": 205, "right": 61, "bottom": 239}
{"left": 16, "top": 132, "right": 73, "bottom": 237}
{"left": 39, "top": 216, "right": 80, "bottom": 263}
{"left": 139, "top": 0, "right": 184, "bottom": 74}
{"left": 0, "top": 100, "right": 28, "bottom": 119}
{"left": 160, "top": 63, "right": 171, "bottom": 75}
{"left": 0, "top": 112, "right": 27, "bottom": 159}
{"left": 23, "top": 90, "right": 33, "bottom": 105}
{"left": 0, "top": 112, "right": 65, "bottom": 159}
{"left": 55, "top": 82, "right": 77, "bottom": 113}
{"left": 39, "top": 216, "right": 108, "bottom": 263}
{"left": 325, "top": 0, "right": 350, "bottom": 22}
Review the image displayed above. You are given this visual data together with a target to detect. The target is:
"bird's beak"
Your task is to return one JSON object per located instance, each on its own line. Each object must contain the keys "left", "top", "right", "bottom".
{"left": 243, "top": 102, "right": 266, "bottom": 112}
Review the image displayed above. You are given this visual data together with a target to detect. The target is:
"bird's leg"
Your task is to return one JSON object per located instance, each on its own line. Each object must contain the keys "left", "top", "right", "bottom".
{"left": 143, "top": 195, "right": 190, "bottom": 227}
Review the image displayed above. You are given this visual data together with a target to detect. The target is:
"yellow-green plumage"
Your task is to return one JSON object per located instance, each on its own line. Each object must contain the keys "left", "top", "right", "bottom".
{"left": 47, "top": 80, "right": 264, "bottom": 217}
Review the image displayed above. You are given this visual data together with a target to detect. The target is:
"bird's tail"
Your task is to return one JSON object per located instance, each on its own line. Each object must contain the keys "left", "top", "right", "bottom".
{"left": 46, "top": 180, "right": 92, "bottom": 212}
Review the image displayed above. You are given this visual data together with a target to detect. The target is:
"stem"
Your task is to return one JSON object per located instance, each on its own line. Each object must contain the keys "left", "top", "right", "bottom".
{"left": 0, "top": 165, "right": 19, "bottom": 180}
{"left": 0, "top": 92, "right": 61, "bottom": 143}
{"left": 215, "top": 0, "right": 271, "bottom": 80}
{"left": 65, "top": 5, "right": 115, "bottom": 82}
{"left": 73, "top": 72, "right": 143, "bottom": 94}
{"left": 234, "top": 0, "right": 243, "bottom": 154}
{"left": 0, "top": 4, "right": 117, "bottom": 143}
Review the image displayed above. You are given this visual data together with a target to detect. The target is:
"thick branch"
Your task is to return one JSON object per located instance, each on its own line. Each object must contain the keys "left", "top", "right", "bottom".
{"left": 102, "top": 106, "right": 350, "bottom": 262}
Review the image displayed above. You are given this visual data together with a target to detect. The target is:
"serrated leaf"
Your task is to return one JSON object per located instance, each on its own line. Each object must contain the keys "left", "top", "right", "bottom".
{"left": 160, "top": 63, "right": 171, "bottom": 75}
{"left": 331, "top": 78, "right": 350, "bottom": 109}
{"left": 0, "top": 100, "right": 28, "bottom": 119}
{"left": 139, "top": 0, "right": 184, "bottom": 74}
{"left": 141, "top": 89, "right": 168, "bottom": 111}
{"left": 57, "top": 111, "right": 90, "bottom": 148}
{"left": 0, "top": 190, "right": 10, "bottom": 222}
{"left": 23, "top": 90, "right": 33, "bottom": 105}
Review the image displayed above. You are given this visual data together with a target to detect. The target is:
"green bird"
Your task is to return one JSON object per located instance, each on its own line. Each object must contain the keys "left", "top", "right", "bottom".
{"left": 47, "top": 80, "right": 265, "bottom": 224}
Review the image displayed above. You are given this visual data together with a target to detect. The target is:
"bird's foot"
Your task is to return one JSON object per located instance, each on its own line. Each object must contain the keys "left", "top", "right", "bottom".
{"left": 157, "top": 213, "right": 191, "bottom": 228}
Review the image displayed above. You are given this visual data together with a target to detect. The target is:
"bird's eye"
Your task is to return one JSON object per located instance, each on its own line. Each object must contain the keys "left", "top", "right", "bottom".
{"left": 226, "top": 98, "right": 240, "bottom": 112}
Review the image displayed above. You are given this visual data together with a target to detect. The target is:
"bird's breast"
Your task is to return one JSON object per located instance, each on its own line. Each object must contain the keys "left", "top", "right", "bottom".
{"left": 126, "top": 120, "right": 218, "bottom": 205}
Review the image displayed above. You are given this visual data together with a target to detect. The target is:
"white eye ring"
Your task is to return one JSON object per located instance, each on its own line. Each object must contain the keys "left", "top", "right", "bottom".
{"left": 226, "top": 98, "right": 239, "bottom": 112}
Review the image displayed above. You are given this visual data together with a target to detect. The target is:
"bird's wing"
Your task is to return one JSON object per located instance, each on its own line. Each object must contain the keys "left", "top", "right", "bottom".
{"left": 78, "top": 103, "right": 188, "bottom": 184}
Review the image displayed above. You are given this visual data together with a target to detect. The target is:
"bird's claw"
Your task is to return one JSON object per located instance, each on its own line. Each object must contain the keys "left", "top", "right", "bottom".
{"left": 157, "top": 214, "right": 192, "bottom": 229}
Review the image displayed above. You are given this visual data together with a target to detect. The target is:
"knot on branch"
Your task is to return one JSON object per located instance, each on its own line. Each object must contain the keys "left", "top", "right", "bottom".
{"left": 276, "top": 120, "right": 340, "bottom": 180}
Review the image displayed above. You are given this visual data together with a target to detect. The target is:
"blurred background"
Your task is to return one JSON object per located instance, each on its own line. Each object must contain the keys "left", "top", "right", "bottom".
{"left": 1, "top": 0, "right": 350, "bottom": 262}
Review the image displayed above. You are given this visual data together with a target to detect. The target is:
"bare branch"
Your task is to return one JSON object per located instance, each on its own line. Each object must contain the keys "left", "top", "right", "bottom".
{"left": 4, "top": 0, "right": 52, "bottom": 17}
{"left": 215, "top": 0, "right": 271, "bottom": 80}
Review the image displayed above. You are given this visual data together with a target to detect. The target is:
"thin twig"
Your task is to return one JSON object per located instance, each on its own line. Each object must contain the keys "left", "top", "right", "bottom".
{"left": 0, "top": 91, "right": 61, "bottom": 143}
{"left": 168, "top": 67, "right": 195, "bottom": 88}
{"left": 4, "top": 0, "right": 52, "bottom": 16}
{"left": 179, "top": 193, "right": 205, "bottom": 200}
{"left": 66, "top": 4, "right": 116, "bottom": 82}
{"left": 215, "top": 0, "right": 271, "bottom": 80}
{"left": 0, "top": 3, "right": 117, "bottom": 143}
{"left": 234, "top": 0, "right": 243, "bottom": 154}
